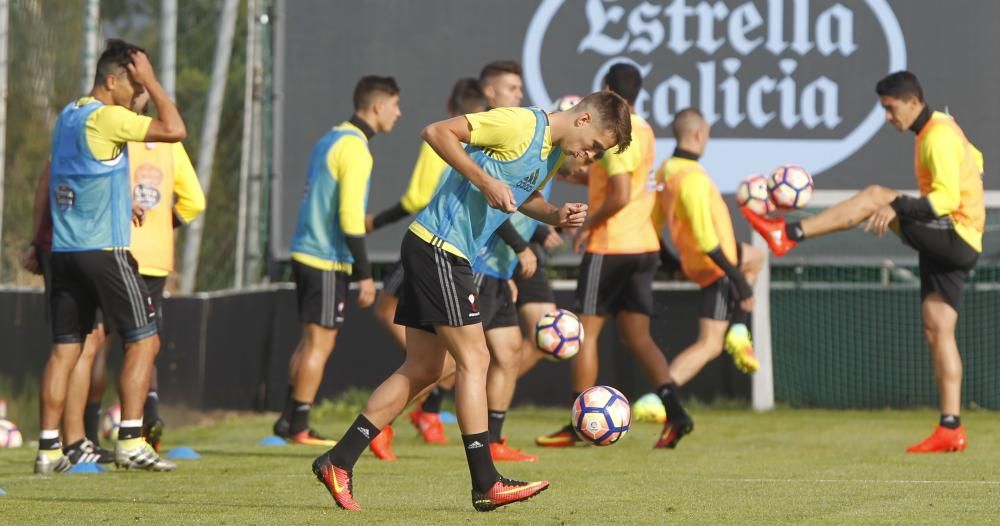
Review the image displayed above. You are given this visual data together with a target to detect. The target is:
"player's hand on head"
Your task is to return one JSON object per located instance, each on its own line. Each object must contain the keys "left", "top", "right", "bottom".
{"left": 358, "top": 278, "right": 376, "bottom": 309}
{"left": 126, "top": 50, "right": 156, "bottom": 86}
{"left": 864, "top": 205, "right": 896, "bottom": 237}
{"left": 482, "top": 178, "right": 516, "bottom": 212}
{"left": 517, "top": 247, "right": 537, "bottom": 279}
{"left": 559, "top": 202, "right": 588, "bottom": 229}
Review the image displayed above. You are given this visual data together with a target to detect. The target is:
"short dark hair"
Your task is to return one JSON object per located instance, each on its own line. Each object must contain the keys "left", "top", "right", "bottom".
{"left": 447, "top": 78, "right": 486, "bottom": 115}
{"left": 479, "top": 60, "right": 522, "bottom": 84}
{"left": 672, "top": 107, "right": 706, "bottom": 141}
{"left": 94, "top": 39, "right": 146, "bottom": 87}
{"left": 575, "top": 91, "right": 632, "bottom": 153}
{"left": 353, "top": 76, "right": 400, "bottom": 110}
{"left": 875, "top": 71, "right": 924, "bottom": 102}
{"left": 603, "top": 63, "right": 642, "bottom": 105}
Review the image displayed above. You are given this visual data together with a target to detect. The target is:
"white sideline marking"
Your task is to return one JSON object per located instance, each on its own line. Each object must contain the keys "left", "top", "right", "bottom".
{"left": 718, "top": 478, "right": 1000, "bottom": 486}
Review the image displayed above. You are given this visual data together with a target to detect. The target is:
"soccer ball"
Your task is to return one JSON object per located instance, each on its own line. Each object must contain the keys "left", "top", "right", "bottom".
{"left": 100, "top": 404, "right": 121, "bottom": 441}
{"left": 630, "top": 393, "right": 666, "bottom": 423}
{"left": 736, "top": 174, "right": 775, "bottom": 216}
{"left": 571, "top": 386, "right": 631, "bottom": 446}
{"left": 535, "top": 309, "right": 583, "bottom": 361}
{"left": 0, "top": 419, "right": 23, "bottom": 448}
{"left": 550, "top": 94, "right": 582, "bottom": 113}
{"left": 768, "top": 164, "right": 814, "bottom": 209}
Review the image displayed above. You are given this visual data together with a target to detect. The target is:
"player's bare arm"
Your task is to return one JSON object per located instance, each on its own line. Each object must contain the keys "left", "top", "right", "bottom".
{"left": 518, "top": 191, "right": 587, "bottom": 228}
{"left": 422, "top": 117, "right": 515, "bottom": 212}
{"left": 129, "top": 50, "right": 186, "bottom": 143}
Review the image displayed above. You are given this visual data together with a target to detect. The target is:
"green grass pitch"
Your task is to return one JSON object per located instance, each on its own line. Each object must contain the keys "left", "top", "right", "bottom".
{"left": 1, "top": 407, "right": 999, "bottom": 524}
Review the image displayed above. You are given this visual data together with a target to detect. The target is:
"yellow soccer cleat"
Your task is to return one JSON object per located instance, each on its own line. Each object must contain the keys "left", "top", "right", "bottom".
{"left": 724, "top": 323, "right": 759, "bottom": 374}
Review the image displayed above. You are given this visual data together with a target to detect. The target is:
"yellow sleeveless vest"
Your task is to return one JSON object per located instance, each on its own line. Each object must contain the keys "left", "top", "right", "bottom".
{"left": 128, "top": 142, "right": 176, "bottom": 275}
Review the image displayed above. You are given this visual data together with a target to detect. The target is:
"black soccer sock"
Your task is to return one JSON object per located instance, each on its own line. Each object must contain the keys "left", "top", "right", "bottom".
{"left": 84, "top": 402, "right": 102, "bottom": 444}
{"left": 279, "top": 386, "right": 295, "bottom": 423}
{"left": 118, "top": 419, "right": 143, "bottom": 441}
{"left": 462, "top": 431, "right": 499, "bottom": 493}
{"left": 786, "top": 221, "right": 806, "bottom": 242}
{"left": 143, "top": 391, "right": 160, "bottom": 424}
{"left": 289, "top": 399, "right": 312, "bottom": 434}
{"left": 39, "top": 429, "right": 61, "bottom": 451}
{"left": 487, "top": 410, "right": 507, "bottom": 444}
{"left": 63, "top": 438, "right": 86, "bottom": 453}
{"left": 657, "top": 383, "right": 689, "bottom": 422}
{"left": 329, "top": 414, "right": 380, "bottom": 470}
{"left": 940, "top": 414, "right": 961, "bottom": 429}
{"left": 421, "top": 386, "right": 446, "bottom": 414}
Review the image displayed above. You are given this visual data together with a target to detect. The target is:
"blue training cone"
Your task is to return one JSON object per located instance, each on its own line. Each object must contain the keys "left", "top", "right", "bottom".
{"left": 68, "top": 463, "right": 106, "bottom": 474}
{"left": 164, "top": 446, "right": 201, "bottom": 460}
{"left": 259, "top": 435, "right": 288, "bottom": 446}
{"left": 0, "top": 488, "right": 7, "bottom": 495}
{"left": 440, "top": 411, "right": 457, "bottom": 424}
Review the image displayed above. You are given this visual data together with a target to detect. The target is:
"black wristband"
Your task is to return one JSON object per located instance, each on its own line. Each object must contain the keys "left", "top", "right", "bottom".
{"left": 890, "top": 195, "right": 937, "bottom": 221}
{"left": 496, "top": 219, "right": 529, "bottom": 253}
{"left": 344, "top": 235, "right": 372, "bottom": 280}
{"left": 372, "top": 201, "right": 410, "bottom": 230}
{"left": 658, "top": 238, "right": 682, "bottom": 275}
{"left": 530, "top": 225, "right": 550, "bottom": 245}
{"left": 707, "top": 247, "right": 752, "bottom": 299}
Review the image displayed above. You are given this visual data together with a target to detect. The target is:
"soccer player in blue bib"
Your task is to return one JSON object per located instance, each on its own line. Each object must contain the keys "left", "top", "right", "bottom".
{"left": 37, "top": 39, "right": 186, "bottom": 473}
{"left": 312, "top": 92, "right": 633, "bottom": 512}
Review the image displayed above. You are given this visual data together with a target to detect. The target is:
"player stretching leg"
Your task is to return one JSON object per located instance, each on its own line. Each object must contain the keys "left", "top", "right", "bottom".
{"left": 311, "top": 94, "right": 631, "bottom": 511}
{"left": 655, "top": 108, "right": 764, "bottom": 445}
{"left": 366, "top": 78, "right": 487, "bottom": 445}
{"left": 743, "top": 72, "right": 983, "bottom": 453}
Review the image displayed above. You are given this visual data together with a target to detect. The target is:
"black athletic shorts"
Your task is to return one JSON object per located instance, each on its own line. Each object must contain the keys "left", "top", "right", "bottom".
{"left": 898, "top": 217, "right": 979, "bottom": 310}
{"left": 382, "top": 261, "right": 405, "bottom": 297}
{"left": 474, "top": 273, "right": 519, "bottom": 331}
{"left": 394, "top": 230, "right": 481, "bottom": 332}
{"left": 49, "top": 249, "right": 157, "bottom": 344}
{"left": 292, "top": 260, "right": 347, "bottom": 329}
{"left": 575, "top": 251, "right": 659, "bottom": 316}
{"left": 512, "top": 244, "right": 556, "bottom": 306}
{"left": 700, "top": 276, "right": 739, "bottom": 321}
{"left": 142, "top": 274, "right": 167, "bottom": 318}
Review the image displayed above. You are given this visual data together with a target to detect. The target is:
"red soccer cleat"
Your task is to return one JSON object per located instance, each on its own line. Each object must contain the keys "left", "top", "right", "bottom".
{"left": 408, "top": 407, "right": 448, "bottom": 444}
{"left": 312, "top": 454, "right": 361, "bottom": 511}
{"left": 906, "top": 425, "right": 967, "bottom": 453}
{"left": 489, "top": 438, "right": 539, "bottom": 462}
{"left": 472, "top": 477, "right": 550, "bottom": 512}
{"left": 534, "top": 424, "right": 583, "bottom": 448}
{"left": 741, "top": 207, "right": 796, "bottom": 257}
{"left": 654, "top": 416, "right": 694, "bottom": 449}
{"left": 368, "top": 424, "right": 397, "bottom": 461}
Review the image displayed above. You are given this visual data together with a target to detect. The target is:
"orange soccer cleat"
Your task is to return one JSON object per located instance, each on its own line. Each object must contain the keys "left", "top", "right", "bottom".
{"left": 472, "top": 477, "right": 550, "bottom": 512}
{"left": 534, "top": 424, "right": 583, "bottom": 448}
{"left": 408, "top": 407, "right": 448, "bottom": 444}
{"left": 741, "top": 207, "right": 797, "bottom": 257}
{"left": 312, "top": 454, "right": 361, "bottom": 511}
{"left": 906, "top": 425, "right": 967, "bottom": 453}
{"left": 489, "top": 438, "right": 539, "bottom": 462}
{"left": 289, "top": 428, "right": 337, "bottom": 447}
{"left": 368, "top": 424, "right": 397, "bottom": 461}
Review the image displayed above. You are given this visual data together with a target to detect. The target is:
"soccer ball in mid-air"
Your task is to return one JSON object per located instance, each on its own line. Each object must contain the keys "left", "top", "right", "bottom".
{"left": 768, "top": 165, "right": 814, "bottom": 210}
{"left": 630, "top": 392, "right": 666, "bottom": 423}
{"left": 572, "top": 386, "right": 631, "bottom": 446}
{"left": 736, "top": 173, "right": 776, "bottom": 216}
{"left": 101, "top": 404, "right": 121, "bottom": 441}
{"left": 0, "top": 419, "right": 23, "bottom": 448}
{"left": 550, "top": 94, "right": 582, "bottom": 113}
{"left": 535, "top": 309, "right": 583, "bottom": 361}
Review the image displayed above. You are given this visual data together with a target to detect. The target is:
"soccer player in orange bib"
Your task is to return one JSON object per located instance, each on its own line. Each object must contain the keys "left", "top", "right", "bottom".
{"left": 743, "top": 71, "right": 984, "bottom": 453}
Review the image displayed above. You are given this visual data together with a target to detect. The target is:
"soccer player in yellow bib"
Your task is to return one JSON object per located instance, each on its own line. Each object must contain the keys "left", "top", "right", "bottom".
{"left": 70, "top": 89, "right": 206, "bottom": 453}
{"left": 366, "top": 78, "right": 487, "bottom": 446}
{"left": 654, "top": 108, "right": 764, "bottom": 446}
{"left": 743, "top": 71, "right": 984, "bottom": 453}
{"left": 273, "top": 77, "right": 400, "bottom": 449}
{"left": 311, "top": 94, "right": 632, "bottom": 512}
